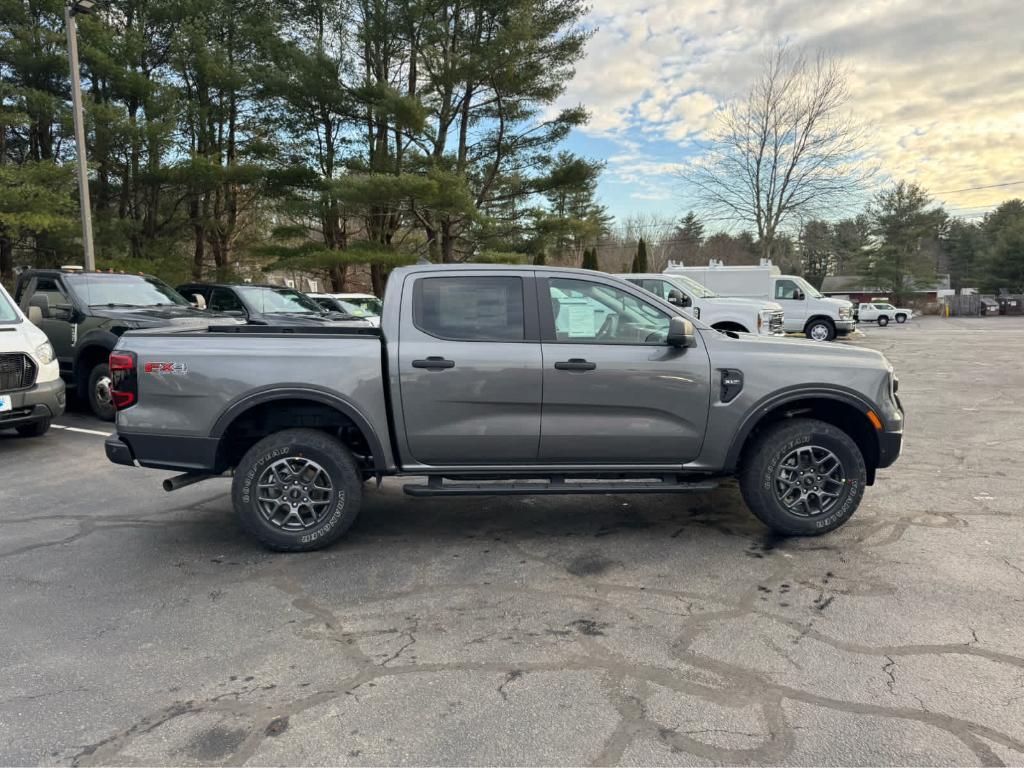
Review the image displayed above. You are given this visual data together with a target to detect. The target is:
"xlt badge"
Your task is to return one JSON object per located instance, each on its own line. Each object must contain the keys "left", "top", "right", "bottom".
{"left": 720, "top": 369, "right": 743, "bottom": 403}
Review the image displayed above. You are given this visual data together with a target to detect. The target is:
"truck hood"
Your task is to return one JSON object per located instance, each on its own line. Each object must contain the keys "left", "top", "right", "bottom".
{"left": 705, "top": 328, "right": 890, "bottom": 368}
{"left": 249, "top": 312, "right": 370, "bottom": 326}
{"left": 818, "top": 296, "right": 854, "bottom": 310}
{"left": 89, "top": 305, "right": 238, "bottom": 327}
{"left": 703, "top": 296, "right": 783, "bottom": 311}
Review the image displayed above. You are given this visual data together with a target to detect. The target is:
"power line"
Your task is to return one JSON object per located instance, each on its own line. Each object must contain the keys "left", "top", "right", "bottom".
{"left": 934, "top": 180, "right": 1024, "bottom": 195}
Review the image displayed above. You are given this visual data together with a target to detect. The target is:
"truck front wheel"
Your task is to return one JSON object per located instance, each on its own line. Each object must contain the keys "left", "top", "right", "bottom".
{"left": 805, "top": 319, "right": 835, "bottom": 341}
{"left": 877, "top": 315, "right": 889, "bottom": 327}
{"left": 232, "top": 428, "right": 362, "bottom": 551}
{"left": 739, "top": 418, "right": 866, "bottom": 536}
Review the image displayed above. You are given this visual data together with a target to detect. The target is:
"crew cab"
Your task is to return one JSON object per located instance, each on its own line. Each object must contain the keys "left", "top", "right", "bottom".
{"left": 857, "top": 302, "right": 913, "bottom": 326}
{"left": 617, "top": 272, "right": 784, "bottom": 336}
{"left": 13, "top": 268, "right": 239, "bottom": 420}
{"left": 1, "top": 282, "right": 65, "bottom": 436}
{"left": 176, "top": 283, "right": 366, "bottom": 326}
{"left": 106, "top": 265, "right": 903, "bottom": 551}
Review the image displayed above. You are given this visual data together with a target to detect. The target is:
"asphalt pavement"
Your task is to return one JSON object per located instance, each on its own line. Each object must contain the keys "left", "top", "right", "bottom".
{"left": 1, "top": 315, "right": 1023, "bottom": 766}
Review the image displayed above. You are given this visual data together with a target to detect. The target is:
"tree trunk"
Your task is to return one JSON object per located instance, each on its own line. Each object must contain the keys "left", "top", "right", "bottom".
{"left": 0, "top": 234, "right": 13, "bottom": 283}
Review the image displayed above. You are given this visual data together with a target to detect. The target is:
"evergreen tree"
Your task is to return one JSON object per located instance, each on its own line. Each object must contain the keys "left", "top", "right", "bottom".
{"left": 631, "top": 238, "right": 648, "bottom": 272}
{"left": 861, "top": 181, "right": 947, "bottom": 303}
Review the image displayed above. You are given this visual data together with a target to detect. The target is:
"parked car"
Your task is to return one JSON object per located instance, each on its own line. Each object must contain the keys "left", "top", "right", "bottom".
{"left": 106, "top": 265, "right": 904, "bottom": 551}
{"left": 617, "top": 272, "right": 784, "bottom": 336}
{"left": 0, "top": 282, "right": 65, "bottom": 436}
{"left": 857, "top": 302, "right": 913, "bottom": 326}
{"left": 308, "top": 293, "right": 383, "bottom": 326}
{"left": 176, "top": 283, "right": 367, "bottom": 326}
{"left": 12, "top": 268, "right": 236, "bottom": 420}
{"left": 666, "top": 261, "right": 856, "bottom": 341}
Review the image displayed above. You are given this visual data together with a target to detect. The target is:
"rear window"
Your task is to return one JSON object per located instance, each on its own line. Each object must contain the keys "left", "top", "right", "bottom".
{"left": 413, "top": 276, "right": 525, "bottom": 341}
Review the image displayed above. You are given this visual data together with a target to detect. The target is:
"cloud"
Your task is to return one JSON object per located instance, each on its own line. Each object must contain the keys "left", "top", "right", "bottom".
{"left": 560, "top": 0, "right": 1024, "bottom": 213}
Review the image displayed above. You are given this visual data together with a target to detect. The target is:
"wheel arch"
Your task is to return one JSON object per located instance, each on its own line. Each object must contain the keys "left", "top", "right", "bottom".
{"left": 725, "top": 388, "right": 881, "bottom": 484}
{"left": 211, "top": 387, "right": 388, "bottom": 475}
{"left": 73, "top": 331, "right": 119, "bottom": 390}
{"left": 803, "top": 315, "right": 835, "bottom": 331}
{"left": 710, "top": 320, "right": 750, "bottom": 334}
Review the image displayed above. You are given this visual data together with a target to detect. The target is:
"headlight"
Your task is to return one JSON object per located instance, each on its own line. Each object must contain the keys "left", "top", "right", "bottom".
{"left": 35, "top": 341, "right": 55, "bottom": 365}
{"left": 839, "top": 307, "right": 852, "bottom": 320}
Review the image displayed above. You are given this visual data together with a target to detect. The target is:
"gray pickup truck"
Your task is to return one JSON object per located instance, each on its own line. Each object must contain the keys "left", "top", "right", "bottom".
{"left": 105, "top": 265, "right": 903, "bottom": 551}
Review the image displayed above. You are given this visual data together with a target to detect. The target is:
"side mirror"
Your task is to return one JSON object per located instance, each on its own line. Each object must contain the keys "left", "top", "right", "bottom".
{"left": 667, "top": 289, "right": 688, "bottom": 307}
{"left": 191, "top": 294, "right": 207, "bottom": 310}
{"left": 667, "top": 316, "right": 697, "bottom": 348}
{"left": 28, "top": 305, "right": 43, "bottom": 325}
{"left": 51, "top": 304, "right": 74, "bottom": 321}
{"left": 794, "top": 290, "right": 805, "bottom": 301}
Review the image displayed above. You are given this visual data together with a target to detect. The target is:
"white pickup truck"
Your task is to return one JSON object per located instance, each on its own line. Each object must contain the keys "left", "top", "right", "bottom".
{"left": 665, "top": 261, "right": 856, "bottom": 341}
{"left": 857, "top": 302, "right": 913, "bottom": 326}
{"left": 616, "top": 273, "right": 784, "bottom": 336}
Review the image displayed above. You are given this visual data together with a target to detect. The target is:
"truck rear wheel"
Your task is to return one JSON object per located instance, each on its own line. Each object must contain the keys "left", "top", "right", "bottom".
{"left": 739, "top": 418, "right": 866, "bottom": 536}
{"left": 88, "top": 362, "right": 117, "bottom": 421}
{"left": 232, "top": 428, "right": 362, "bottom": 551}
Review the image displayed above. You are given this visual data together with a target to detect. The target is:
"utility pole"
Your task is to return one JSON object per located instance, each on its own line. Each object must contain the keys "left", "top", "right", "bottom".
{"left": 65, "top": 1, "right": 96, "bottom": 272}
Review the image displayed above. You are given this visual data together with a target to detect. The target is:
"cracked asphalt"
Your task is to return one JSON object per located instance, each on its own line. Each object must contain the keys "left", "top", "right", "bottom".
{"left": 2, "top": 315, "right": 1023, "bottom": 766}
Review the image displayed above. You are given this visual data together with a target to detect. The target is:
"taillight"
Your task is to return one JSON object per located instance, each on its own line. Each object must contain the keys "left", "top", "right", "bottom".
{"left": 109, "top": 351, "right": 137, "bottom": 410}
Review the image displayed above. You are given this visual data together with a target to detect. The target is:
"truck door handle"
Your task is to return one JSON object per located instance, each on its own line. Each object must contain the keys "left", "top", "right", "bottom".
{"left": 412, "top": 356, "right": 455, "bottom": 370}
{"left": 554, "top": 358, "right": 597, "bottom": 371}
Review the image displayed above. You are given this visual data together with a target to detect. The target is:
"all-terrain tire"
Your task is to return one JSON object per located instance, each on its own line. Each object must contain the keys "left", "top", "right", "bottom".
{"left": 739, "top": 418, "right": 866, "bottom": 536}
{"left": 805, "top": 318, "right": 836, "bottom": 341}
{"left": 15, "top": 419, "right": 51, "bottom": 437}
{"left": 232, "top": 428, "right": 362, "bottom": 552}
{"left": 877, "top": 315, "right": 890, "bottom": 327}
{"left": 87, "top": 362, "right": 117, "bottom": 421}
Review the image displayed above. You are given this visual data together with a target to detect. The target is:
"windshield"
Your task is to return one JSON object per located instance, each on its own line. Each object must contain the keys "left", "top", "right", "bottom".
{"left": 67, "top": 275, "right": 191, "bottom": 307}
{"left": 0, "top": 285, "right": 20, "bottom": 323}
{"left": 236, "top": 287, "right": 325, "bottom": 314}
{"left": 667, "top": 274, "right": 717, "bottom": 299}
{"left": 337, "top": 297, "right": 383, "bottom": 316}
{"left": 793, "top": 276, "right": 823, "bottom": 299}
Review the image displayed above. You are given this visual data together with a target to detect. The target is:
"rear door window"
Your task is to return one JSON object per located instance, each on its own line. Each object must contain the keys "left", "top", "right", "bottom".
{"left": 413, "top": 276, "right": 525, "bottom": 341}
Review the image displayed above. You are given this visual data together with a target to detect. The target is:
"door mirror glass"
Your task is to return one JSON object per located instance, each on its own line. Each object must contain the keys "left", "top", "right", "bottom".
{"left": 51, "top": 303, "right": 74, "bottom": 321}
{"left": 667, "top": 316, "right": 697, "bottom": 348}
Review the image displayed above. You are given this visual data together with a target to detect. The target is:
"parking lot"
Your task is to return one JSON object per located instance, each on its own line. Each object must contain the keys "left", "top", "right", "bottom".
{"left": 2, "top": 315, "right": 1023, "bottom": 766}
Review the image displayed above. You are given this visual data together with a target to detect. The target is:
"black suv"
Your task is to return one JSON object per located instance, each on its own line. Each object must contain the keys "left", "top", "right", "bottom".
{"left": 13, "top": 269, "right": 231, "bottom": 420}
{"left": 176, "top": 283, "right": 361, "bottom": 326}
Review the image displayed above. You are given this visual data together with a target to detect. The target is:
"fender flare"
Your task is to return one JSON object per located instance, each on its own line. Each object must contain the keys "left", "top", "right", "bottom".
{"left": 73, "top": 330, "right": 120, "bottom": 386}
{"left": 802, "top": 315, "right": 836, "bottom": 331}
{"left": 723, "top": 385, "right": 879, "bottom": 471}
{"left": 210, "top": 385, "right": 387, "bottom": 473}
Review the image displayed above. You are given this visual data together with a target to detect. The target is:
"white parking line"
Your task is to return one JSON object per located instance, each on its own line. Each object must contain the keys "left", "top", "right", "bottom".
{"left": 52, "top": 424, "right": 113, "bottom": 437}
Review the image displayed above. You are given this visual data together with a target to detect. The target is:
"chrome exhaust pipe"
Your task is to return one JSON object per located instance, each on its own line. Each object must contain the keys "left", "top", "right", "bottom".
{"left": 162, "top": 472, "right": 217, "bottom": 492}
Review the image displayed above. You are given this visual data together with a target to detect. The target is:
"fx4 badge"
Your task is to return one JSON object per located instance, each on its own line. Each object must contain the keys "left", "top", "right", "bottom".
{"left": 144, "top": 361, "right": 188, "bottom": 374}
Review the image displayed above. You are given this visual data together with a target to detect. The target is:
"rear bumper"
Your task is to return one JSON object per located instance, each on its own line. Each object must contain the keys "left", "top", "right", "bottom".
{"left": 0, "top": 378, "right": 65, "bottom": 430}
{"left": 106, "top": 431, "right": 220, "bottom": 471}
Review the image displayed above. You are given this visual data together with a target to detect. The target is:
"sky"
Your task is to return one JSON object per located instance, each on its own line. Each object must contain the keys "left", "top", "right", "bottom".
{"left": 556, "top": 0, "right": 1024, "bottom": 230}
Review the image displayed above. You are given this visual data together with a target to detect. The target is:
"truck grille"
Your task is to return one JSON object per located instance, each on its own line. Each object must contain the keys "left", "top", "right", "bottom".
{"left": 0, "top": 353, "right": 37, "bottom": 391}
{"left": 769, "top": 311, "right": 784, "bottom": 334}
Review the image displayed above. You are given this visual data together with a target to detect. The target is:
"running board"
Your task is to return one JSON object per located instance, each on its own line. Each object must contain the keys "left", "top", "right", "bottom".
{"left": 403, "top": 476, "right": 719, "bottom": 497}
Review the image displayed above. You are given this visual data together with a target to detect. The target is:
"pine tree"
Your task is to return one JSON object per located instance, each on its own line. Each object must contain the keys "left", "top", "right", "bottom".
{"left": 631, "top": 238, "right": 648, "bottom": 272}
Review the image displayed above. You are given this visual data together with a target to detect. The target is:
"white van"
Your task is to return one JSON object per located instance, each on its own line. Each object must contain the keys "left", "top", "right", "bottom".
{"left": 616, "top": 273, "right": 785, "bottom": 336}
{"left": 665, "top": 260, "right": 856, "bottom": 341}
{"left": 0, "top": 282, "right": 65, "bottom": 436}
